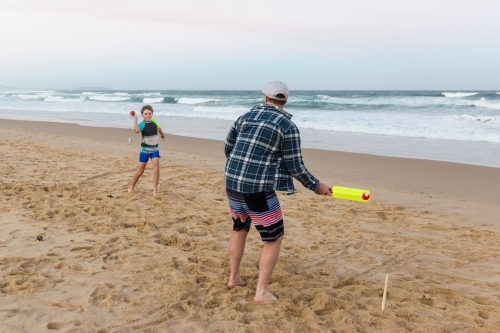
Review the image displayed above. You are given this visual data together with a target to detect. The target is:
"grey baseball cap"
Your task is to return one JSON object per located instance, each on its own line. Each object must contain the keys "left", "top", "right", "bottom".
{"left": 262, "top": 81, "right": 289, "bottom": 101}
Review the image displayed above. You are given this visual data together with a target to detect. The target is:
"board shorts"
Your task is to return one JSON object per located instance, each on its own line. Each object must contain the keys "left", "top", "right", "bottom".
{"left": 139, "top": 150, "right": 160, "bottom": 163}
{"left": 226, "top": 188, "right": 284, "bottom": 241}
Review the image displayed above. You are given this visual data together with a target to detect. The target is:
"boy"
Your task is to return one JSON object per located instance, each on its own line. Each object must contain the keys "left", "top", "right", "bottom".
{"left": 129, "top": 104, "right": 165, "bottom": 196}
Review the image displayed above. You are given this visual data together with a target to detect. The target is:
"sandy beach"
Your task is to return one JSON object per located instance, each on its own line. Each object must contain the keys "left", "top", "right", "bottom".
{"left": 1, "top": 119, "right": 500, "bottom": 332}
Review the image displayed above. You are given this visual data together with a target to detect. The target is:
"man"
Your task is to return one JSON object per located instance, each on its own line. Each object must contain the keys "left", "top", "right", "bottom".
{"left": 224, "top": 81, "right": 331, "bottom": 303}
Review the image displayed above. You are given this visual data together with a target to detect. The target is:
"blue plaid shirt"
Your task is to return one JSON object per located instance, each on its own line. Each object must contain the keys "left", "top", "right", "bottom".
{"left": 224, "top": 104, "right": 319, "bottom": 194}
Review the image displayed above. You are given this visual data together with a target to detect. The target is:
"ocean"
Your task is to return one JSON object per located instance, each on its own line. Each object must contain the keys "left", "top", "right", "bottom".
{"left": 0, "top": 89, "right": 499, "bottom": 167}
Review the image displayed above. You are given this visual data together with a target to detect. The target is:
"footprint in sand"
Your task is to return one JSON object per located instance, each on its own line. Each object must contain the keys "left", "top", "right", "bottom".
{"left": 47, "top": 322, "right": 66, "bottom": 330}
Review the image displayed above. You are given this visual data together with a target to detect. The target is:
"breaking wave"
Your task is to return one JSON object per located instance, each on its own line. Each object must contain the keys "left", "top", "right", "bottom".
{"left": 442, "top": 92, "right": 478, "bottom": 98}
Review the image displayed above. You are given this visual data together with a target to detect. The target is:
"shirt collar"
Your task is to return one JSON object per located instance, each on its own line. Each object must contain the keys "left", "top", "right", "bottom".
{"left": 258, "top": 103, "right": 293, "bottom": 119}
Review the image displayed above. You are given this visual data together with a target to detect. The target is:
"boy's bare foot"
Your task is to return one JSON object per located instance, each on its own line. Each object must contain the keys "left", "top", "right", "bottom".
{"left": 153, "top": 184, "right": 160, "bottom": 196}
{"left": 128, "top": 186, "right": 134, "bottom": 193}
{"left": 227, "top": 277, "right": 246, "bottom": 289}
{"left": 254, "top": 290, "right": 278, "bottom": 303}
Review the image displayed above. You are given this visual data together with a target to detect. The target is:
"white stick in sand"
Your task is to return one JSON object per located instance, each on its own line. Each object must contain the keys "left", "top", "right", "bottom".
{"left": 381, "top": 273, "right": 389, "bottom": 310}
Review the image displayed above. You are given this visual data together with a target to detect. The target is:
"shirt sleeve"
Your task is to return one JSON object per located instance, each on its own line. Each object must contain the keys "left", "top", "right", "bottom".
{"left": 280, "top": 124, "right": 319, "bottom": 192}
{"left": 151, "top": 119, "right": 161, "bottom": 129}
{"left": 138, "top": 121, "right": 145, "bottom": 132}
{"left": 224, "top": 121, "right": 238, "bottom": 158}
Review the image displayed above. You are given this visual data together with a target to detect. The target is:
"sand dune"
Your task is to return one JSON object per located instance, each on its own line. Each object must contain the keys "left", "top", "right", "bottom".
{"left": 1, "top": 121, "right": 499, "bottom": 332}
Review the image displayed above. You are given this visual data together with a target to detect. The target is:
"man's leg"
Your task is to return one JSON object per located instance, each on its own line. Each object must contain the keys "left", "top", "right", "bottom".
{"left": 227, "top": 229, "right": 249, "bottom": 289}
{"left": 254, "top": 235, "right": 282, "bottom": 303}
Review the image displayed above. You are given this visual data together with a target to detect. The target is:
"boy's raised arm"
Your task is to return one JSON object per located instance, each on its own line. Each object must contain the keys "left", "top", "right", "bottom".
{"left": 133, "top": 114, "right": 140, "bottom": 133}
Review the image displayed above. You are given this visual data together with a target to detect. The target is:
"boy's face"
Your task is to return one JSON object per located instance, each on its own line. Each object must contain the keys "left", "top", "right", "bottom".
{"left": 141, "top": 109, "right": 153, "bottom": 121}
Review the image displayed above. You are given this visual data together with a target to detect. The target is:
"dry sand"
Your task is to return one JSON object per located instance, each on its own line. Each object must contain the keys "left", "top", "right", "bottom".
{"left": 1, "top": 119, "right": 499, "bottom": 332}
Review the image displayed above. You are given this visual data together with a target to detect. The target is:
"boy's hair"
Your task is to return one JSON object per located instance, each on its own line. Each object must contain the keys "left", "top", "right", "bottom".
{"left": 141, "top": 104, "right": 154, "bottom": 113}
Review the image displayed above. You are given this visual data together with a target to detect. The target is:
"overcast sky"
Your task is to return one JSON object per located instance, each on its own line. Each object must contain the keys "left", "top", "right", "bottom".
{"left": 1, "top": 0, "right": 499, "bottom": 90}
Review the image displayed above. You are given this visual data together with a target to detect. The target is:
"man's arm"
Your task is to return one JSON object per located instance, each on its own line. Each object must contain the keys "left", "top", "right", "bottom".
{"left": 224, "top": 122, "right": 237, "bottom": 158}
{"left": 280, "top": 125, "right": 322, "bottom": 192}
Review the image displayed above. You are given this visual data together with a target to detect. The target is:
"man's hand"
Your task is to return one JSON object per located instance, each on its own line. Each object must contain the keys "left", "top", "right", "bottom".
{"left": 315, "top": 182, "right": 331, "bottom": 196}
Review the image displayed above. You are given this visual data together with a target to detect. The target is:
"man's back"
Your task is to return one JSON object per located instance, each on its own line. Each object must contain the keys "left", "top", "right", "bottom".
{"left": 230, "top": 104, "right": 293, "bottom": 158}
{"left": 224, "top": 104, "right": 318, "bottom": 194}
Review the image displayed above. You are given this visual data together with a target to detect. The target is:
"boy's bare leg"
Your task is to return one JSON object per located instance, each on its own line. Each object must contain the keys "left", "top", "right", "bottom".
{"left": 254, "top": 235, "right": 282, "bottom": 303}
{"left": 151, "top": 158, "right": 160, "bottom": 196}
{"left": 129, "top": 162, "right": 147, "bottom": 193}
{"left": 227, "top": 229, "right": 249, "bottom": 289}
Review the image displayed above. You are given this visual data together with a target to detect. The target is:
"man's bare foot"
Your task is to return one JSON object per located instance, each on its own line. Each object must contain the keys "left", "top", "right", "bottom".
{"left": 227, "top": 277, "right": 246, "bottom": 289}
{"left": 254, "top": 290, "right": 278, "bottom": 303}
{"left": 153, "top": 191, "right": 157, "bottom": 196}
{"left": 128, "top": 186, "right": 134, "bottom": 193}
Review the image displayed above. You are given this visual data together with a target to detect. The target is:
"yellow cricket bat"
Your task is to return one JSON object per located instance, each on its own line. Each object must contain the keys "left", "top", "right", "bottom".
{"left": 331, "top": 186, "right": 371, "bottom": 202}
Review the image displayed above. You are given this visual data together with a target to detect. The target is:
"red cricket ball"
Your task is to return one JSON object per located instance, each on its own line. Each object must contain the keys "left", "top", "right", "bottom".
{"left": 130, "top": 110, "right": 135, "bottom": 116}
{"left": 362, "top": 192, "right": 370, "bottom": 200}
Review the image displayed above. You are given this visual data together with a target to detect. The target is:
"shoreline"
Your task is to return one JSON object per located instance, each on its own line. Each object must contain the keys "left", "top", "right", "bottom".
{"left": 2, "top": 118, "right": 500, "bottom": 207}
{"left": 2, "top": 111, "right": 500, "bottom": 169}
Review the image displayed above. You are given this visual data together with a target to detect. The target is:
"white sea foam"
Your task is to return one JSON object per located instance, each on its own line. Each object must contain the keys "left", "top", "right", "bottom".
{"left": 457, "top": 114, "right": 497, "bottom": 122}
{"left": 14, "top": 94, "right": 48, "bottom": 100}
{"left": 142, "top": 92, "right": 162, "bottom": 96}
{"left": 114, "top": 92, "right": 129, "bottom": 96}
{"left": 290, "top": 110, "right": 500, "bottom": 143}
{"left": 304, "top": 94, "right": 460, "bottom": 107}
{"left": 442, "top": 92, "right": 478, "bottom": 98}
{"left": 473, "top": 98, "right": 500, "bottom": 110}
{"left": 156, "top": 106, "right": 247, "bottom": 120}
{"left": 176, "top": 97, "right": 220, "bottom": 104}
{"left": 44, "top": 96, "right": 84, "bottom": 102}
{"left": 88, "top": 95, "right": 131, "bottom": 102}
{"left": 192, "top": 105, "right": 247, "bottom": 115}
{"left": 143, "top": 97, "right": 164, "bottom": 104}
